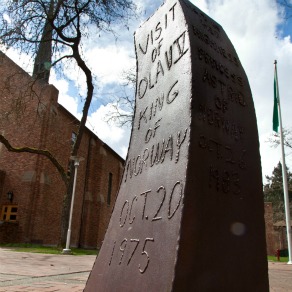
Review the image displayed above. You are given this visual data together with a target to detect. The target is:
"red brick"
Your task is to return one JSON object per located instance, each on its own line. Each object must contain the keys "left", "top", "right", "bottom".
{"left": 0, "top": 52, "right": 124, "bottom": 248}
{"left": 264, "top": 202, "right": 276, "bottom": 255}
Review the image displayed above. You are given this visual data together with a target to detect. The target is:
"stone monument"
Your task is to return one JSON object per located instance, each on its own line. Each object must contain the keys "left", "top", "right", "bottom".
{"left": 85, "top": 0, "right": 269, "bottom": 291}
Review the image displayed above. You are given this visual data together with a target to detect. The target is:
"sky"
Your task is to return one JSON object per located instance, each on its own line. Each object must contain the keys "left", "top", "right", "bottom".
{"left": 4, "top": 0, "right": 292, "bottom": 182}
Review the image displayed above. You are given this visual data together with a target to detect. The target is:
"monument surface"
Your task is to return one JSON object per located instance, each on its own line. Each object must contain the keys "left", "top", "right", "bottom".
{"left": 85, "top": 0, "right": 269, "bottom": 291}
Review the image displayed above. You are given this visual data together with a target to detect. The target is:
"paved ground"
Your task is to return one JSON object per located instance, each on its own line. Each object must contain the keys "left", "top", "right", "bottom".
{"left": 0, "top": 248, "right": 95, "bottom": 291}
{"left": 269, "top": 261, "right": 292, "bottom": 292}
{"left": 0, "top": 248, "right": 291, "bottom": 291}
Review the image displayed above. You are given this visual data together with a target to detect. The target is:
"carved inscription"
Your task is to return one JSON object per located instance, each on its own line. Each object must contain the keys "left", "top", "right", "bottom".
{"left": 209, "top": 165, "right": 241, "bottom": 195}
{"left": 198, "top": 48, "right": 243, "bottom": 86}
{"left": 124, "top": 129, "right": 187, "bottom": 182}
{"left": 197, "top": 11, "right": 220, "bottom": 39}
{"left": 198, "top": 135, "right": 246, "bottom": 170}
{"left": 185, "top": 2, "right": 221, "bottom": 39}
{"left": 202, "top": 69, "right": 246, "bottom": 107}
{"left": 108, "top": 237, "right": 155, "bottom": 274}
{"left": 119, "top": 180, "right": 183, "bottom": 226}
{"left": 138, "top": 80, "right": 179, "bottom": 130}
{"left": 138, "top": 3, "right": 177, "bottom": 55}
{"left": 106, "top": 2, "right": 190, "bottom": 277}
{"left": 138, "top": 31, "right": 189, "bottom": 99}
{"left": 137, "top": 3, "right": 190, "bottom": 101}
{"left": 110, "top": 180, "right": 183, "bottom": 274}
{"left": 190, "top": 4, "right": 249, "bottom": 199}
{"left": 198, "top": 104, "right": 244, "bottom": 141}
{"left": 132, "top": 12, "right": 190, "bottom": 183}
{"left": 192, "top": 26, "right": 239, "bottom": 67}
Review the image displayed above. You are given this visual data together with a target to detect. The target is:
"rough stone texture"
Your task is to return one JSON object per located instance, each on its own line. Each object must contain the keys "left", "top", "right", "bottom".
{"left": 85, "top": 0, "right": 269, "bottom": 291}
{"left": 0, "top": 51, "right": 124, "bottom": 248}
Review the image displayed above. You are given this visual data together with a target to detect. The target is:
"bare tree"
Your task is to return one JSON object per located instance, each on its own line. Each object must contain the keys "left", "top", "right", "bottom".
{"left": 0, "top": 0, "right": 137, "bottom": 245}
{"left": 268, "top": 128, "right": 292, "bottom": 153}
{"left": 104, "top": 66, "right": 136, "bottom": 127}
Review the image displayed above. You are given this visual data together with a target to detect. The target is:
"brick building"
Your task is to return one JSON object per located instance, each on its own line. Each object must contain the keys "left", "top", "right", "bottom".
{"left": 273, "top": 220, "right": 292, "bottom": 253}
{"left": 264, "top": 202, "right": 276, "bottom": 255}
{"left": 0, "top": 51, "right": 124, "bottom": 248}
{"left": 264, "top": 202, "right": 292, "bottom": 255}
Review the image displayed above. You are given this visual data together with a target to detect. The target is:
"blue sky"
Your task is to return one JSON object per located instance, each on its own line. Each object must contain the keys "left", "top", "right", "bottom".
{"left": 4, "top": 0, "right": 292, "bottom": 182}
{"left": 278, "top": 6, "right": 292, "bottom": 38}
{"left": 280, "top": 20, "right": 292, "bottom": 37}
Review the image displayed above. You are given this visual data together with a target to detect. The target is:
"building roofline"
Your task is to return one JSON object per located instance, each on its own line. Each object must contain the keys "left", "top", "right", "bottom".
{"left": 57, "top": 103, "right": 125, "bottom": 163}
{"left": 0, "top": 50, "right": 125, "bottom": 163}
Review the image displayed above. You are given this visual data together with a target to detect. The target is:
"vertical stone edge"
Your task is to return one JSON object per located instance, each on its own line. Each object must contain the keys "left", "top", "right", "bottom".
{"left": 172, "top": 1, "right": 269, "bottom": 291}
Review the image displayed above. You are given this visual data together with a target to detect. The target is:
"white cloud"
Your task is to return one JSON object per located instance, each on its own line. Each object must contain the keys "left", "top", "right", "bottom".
{"left": 3, "top": 13, "right": 11, "bottom": 23}
{"left": 86, "top": 103, "right": 131, "bottom": 158}
{"left": 85, "top": 45, "right": 135, "bottom": 86}
{"left": 192, "top": 0, "right": 209, "bottom": 13}
{"left": 3, "top": 48, "right": 33, "bottom": 74}
{"left": 50, "top": 70, "right": 81, "bottom": 119}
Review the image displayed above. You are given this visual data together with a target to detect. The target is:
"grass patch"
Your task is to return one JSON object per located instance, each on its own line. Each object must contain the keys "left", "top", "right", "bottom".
{"left": 0, "top": 243, "right": 98, "bottom": 256}
{"left": 268, "top": 255, "right": 289, "bottom": 262}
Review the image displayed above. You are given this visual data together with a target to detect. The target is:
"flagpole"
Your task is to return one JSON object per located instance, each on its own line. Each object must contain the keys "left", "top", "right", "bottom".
{"left": 274, "top": 60, "right": 292, "bottom": 264}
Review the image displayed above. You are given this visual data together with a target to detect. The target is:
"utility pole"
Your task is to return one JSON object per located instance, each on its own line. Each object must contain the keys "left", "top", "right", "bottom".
{"left": 62, "top": 156, "right": 84, "bottom": 254}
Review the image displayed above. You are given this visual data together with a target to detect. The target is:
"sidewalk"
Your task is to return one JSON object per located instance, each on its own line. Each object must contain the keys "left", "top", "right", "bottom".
{"left": 269, "top": 261, "right": 292, "bottom": 291}
{"left": 0, "top": 248, "right": 95, "bottom": 292}
{"left": 0, "top": 248, "right": 291, "bottom": 291}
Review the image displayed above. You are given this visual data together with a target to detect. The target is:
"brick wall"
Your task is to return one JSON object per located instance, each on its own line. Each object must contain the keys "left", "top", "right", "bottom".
{"left": 264, "top": 202, "right": 276, "bottom": 255}
{"left": 0, "top": 222, "right": 19, "bottom": 243}
{"left": 0, "top": 171, "right": 5, "bottom": 201}
{"left": 0, "top": 51, "right": 124, "bottom": 248}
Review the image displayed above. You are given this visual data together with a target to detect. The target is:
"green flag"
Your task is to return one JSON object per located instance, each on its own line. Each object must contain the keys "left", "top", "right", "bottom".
{"left": 273, "top": 67, "right": 279, "bottom": 132}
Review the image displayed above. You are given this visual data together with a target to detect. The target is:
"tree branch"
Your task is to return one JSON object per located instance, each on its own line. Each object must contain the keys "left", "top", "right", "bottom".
{"left": 0, "top": 134, "right": 69, "bottom": 187}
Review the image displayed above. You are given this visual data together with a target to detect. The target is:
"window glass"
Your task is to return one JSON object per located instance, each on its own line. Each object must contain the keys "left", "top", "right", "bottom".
{"left": 71, "top": 132, "right": 77, "bottom": 146}
{"left": 1, "top": 205, "right": 18, "bottom": 222}
{"left": 107, "top": 173, "right": 113, "bottom": 205}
